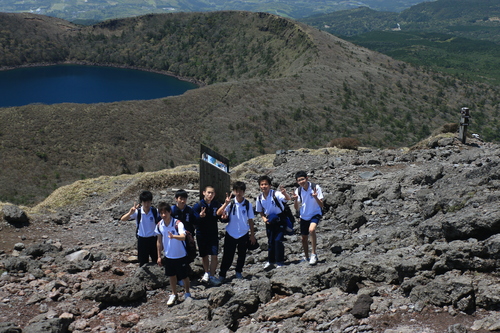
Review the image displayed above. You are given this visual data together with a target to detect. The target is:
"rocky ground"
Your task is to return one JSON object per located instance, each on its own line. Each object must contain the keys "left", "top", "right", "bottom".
{"left": 1, "top": 134, "right": 500, "bottom": 333}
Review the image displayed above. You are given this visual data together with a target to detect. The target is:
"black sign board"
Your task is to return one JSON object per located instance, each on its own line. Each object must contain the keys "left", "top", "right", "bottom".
{"left": 199, "top": 144, "right": 230, "bottom": 203}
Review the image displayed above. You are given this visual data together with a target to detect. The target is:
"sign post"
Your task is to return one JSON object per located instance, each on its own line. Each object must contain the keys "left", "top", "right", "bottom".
{"left": 199, "top": 144, "right": 230, "bottom": 203}
{"left": 458, "top": 107, "right": 470, "bottom": 144}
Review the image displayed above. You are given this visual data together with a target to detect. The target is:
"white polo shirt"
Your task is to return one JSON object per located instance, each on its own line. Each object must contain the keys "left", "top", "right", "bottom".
{"left": 256, "top": 190, "right": 286, "bottom": 216}
{"left": 155, "top": 218, "right": 187, "bottom": 259}
{"left": 225, "top": 198, "right": 254, "bottom": 239}
{"left": 295, "top": 182, "right": 323, "bottom": 220}
{"left": 130, "top": 207, "right": 157, "bottom": 237}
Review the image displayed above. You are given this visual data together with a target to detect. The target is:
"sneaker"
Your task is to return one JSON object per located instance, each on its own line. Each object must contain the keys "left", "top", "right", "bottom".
{"left": 300, "top": 255, "right": 310, "bottom": 263}
{"left": 309, "top": 254, "right": 318, "bottom": 265}
{"left": 235, "top": 272, "right": 243, "bottom": 279}
{"left": 276, "top": 262, "right": 284, "bottom": 268}
{"left": 209, "top": 276, "right": 222, "bottom": 286}
{"left": 184, "top": 292, "right": 192, "bottom": 299}
{"left": 263, "top": 262, "right": 274, "bottom": 269}
{"left": 201, "top": 272, "right": 210, "bottom": 283}
{"left": 217, "top": 276, "right": 226, "bottom": 284}
{"left": 167, "top": 294, "right": 177, "bottom": 306}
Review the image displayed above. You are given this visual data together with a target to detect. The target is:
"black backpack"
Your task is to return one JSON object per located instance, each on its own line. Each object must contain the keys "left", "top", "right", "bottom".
{"left": 135, "top": 206, "right": 160, "bottom": 238}
{"left": 172, "top": 220, "right": 197, "bottom": 263}
{"left": 258, "top": 190, "right": 295, "bottom": 235}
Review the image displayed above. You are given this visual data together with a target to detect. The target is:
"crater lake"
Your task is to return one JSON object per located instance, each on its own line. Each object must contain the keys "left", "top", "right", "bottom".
{"left": 0, "top": 64, "right": 198, "bottom": 108}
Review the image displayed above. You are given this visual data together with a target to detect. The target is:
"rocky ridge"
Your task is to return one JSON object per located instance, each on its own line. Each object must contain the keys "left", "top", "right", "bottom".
{"left": 1, "top": 134, "right": 500, "bottom": 332}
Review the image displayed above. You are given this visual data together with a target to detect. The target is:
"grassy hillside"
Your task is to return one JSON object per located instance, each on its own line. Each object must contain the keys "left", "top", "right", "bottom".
{"left": 0, "top": 11, "right": 499, "bottom": 205}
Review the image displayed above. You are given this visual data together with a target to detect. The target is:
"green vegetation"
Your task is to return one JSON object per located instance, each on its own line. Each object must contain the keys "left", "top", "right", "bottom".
{"left": 303, "top": 0, "right": 500, "bottom": 41}
{"left": 0, "top": 11, "right": 499, "bottom": 205}
{"left": 302, "top": 0, "right": 500, "bottom": 88}
{"left": 345, "top": 31, "right": 500, "bottom": 85}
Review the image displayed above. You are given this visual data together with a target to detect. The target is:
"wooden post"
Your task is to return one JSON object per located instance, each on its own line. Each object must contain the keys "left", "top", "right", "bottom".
{"left": 458, "top": 107, "right": 470, "bottom": 144}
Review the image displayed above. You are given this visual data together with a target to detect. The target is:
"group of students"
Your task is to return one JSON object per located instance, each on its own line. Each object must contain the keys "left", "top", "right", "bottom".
{"left": 120, "top": 171, "right": 324, "bottom": 306}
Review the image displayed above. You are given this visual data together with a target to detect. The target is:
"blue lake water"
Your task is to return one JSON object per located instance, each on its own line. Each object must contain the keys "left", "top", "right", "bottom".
{"left": 0, "top": 64, "right": 198, "bottom": 107}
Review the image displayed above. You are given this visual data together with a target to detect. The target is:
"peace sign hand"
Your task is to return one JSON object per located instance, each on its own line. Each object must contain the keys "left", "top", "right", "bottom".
{"left": 129, "top": 202, "right": 139, "bottom": 215}
{"left": 200, "top": 207, "right": 207, "bottom": 218}
{"left": 280, "top": 185, "right": 291, "bottom": 201}
{"left": 224, "top": 192, "right": 232, "bottom": 205}
{"left": 312, "top": 187, "right": 318, "bottom": 199}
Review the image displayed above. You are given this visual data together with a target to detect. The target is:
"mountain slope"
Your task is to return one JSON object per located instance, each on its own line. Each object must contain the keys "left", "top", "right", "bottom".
{"left": 0, "top": 11, "right": 499, "bottom": 204}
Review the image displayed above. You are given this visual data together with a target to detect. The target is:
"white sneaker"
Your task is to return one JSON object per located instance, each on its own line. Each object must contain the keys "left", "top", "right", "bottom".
{"left": 263, "top": 262, "right": 274, "bottom": 269}
{"left": 309, "top": 254, "right": 318, "bottom": 265}
{"left": 167, "top": 294, "right": 177, "bottom": 306}
{"left": 201, "top": 272, "right": 210, "bottom": 283}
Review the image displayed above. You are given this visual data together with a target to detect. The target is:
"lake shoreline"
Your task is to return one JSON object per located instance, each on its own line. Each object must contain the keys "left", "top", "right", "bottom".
{"left": 0, "top": 61, "right": 206, "bottom": 87}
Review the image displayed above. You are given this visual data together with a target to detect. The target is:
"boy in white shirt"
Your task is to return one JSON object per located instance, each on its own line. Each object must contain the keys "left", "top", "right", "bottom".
{"left": 216, "top": 181, "right": 256, "bottom": 282}
{"left": 120, "top": 190, "right": 160, "bottom": 266}
{"left": 155, "top": 202, "right": 191, "bottom": 306}
{"left": 255, "top": 175, "right": 291, "bottom": 268}
{"left": 293, "top": 171, "right": 324, "bottom": 265}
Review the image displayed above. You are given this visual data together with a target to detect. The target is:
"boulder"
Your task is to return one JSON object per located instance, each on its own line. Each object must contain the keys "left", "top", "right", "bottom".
{"left": 81, "top": 277, "right": 146, "bottom": 303}
{"left": 2, "top": 205, "right": 29, "bottom": 227}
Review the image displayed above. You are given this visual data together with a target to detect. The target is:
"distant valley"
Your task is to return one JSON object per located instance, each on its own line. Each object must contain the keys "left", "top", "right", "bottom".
{"left": 302, "top": 0, "right": 500, "bottom": 84}
{"left": 0, "top": 0, "right": 428, "bottom": 23}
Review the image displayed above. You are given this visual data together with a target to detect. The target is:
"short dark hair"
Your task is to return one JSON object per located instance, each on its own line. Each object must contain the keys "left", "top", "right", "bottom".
{"left": 175, "top": 189, "right": 188, "bottom": 199}
{"left": 258, "top": 175, "right": 272, "bottom": 185}
{"left": 139, "top": 190, "right": 153, "bottom": 203}
{"left": 233, "top": 181, "right": 246, "bottom": 192}
{"left": 295, "top": 171, "right": 308, "bottom": 180}
{"left": 157, "top": 202, "right": 171, "bottom": 213}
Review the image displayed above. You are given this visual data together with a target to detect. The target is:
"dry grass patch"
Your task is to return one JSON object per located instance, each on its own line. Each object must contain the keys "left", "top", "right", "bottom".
{"left": 32, "top": 165, "right": 199, "bottom": 212}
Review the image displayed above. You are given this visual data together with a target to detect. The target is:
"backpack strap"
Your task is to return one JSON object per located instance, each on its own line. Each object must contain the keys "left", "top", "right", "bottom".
{"left": 260, "top": 190, "right": 284, "bottom": 215}
{"left": 229, "top": 198, "right": 250, "bottom": 218}
{"left": 151, "top": 207, "right": 160, "bottom": 223}
{"left": 136, "top": 207, "right": 160, "bottom": 224}
{"left": 299, "top": 182, "right": 317, "bottom": 202}
{"left": 271, "top": 190, "right": 285, "bottom": 212}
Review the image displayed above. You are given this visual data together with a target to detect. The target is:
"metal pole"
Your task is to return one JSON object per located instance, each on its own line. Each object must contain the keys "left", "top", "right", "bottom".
{"left": 458, "top": 107, "right": 470, "bottom": 144}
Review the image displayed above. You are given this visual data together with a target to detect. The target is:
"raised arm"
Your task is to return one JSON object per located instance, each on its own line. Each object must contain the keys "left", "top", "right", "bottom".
{"left": 120, "top": 202, "right": 139, "bottom": 221}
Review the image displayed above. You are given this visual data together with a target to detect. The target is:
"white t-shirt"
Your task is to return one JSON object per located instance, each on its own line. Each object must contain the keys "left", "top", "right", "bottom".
{"left": 130, "top": 207, "right": 157, "bottom": 237}
{"left": 255, "top": 190, "right": 286, "bottom": 216}
{"left": 225, "top": 198, "right": 254, "bottom": 239}
{"left": 295, "top": 182, "right": 323, "bottom": 220}
{"left": 155, "top": 218, "right": 187, "bottom": 259}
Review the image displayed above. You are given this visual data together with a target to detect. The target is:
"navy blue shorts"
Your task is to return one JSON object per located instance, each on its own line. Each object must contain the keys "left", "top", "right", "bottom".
{"left": 163, "top": 256, "right": 189, "bottom": 280}
{"left": 196, "top": 234, "right": 219, "bottom": 257}
{"left": 300, "top": 215, "right": 321, "bottom": 235}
